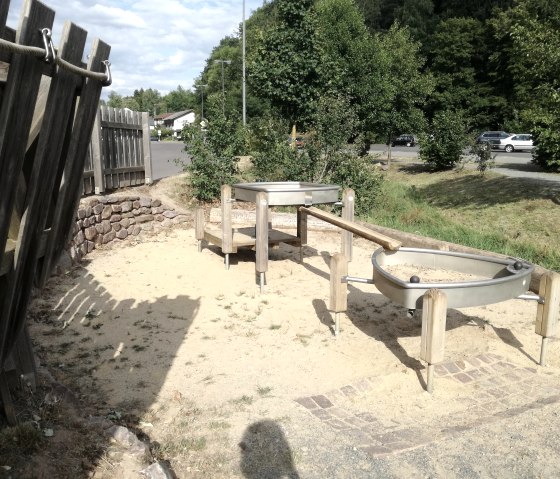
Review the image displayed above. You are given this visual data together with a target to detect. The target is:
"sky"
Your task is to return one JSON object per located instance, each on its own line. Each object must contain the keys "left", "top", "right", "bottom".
{"left": 6, "top": 0, "right": 264, "bottom": 98}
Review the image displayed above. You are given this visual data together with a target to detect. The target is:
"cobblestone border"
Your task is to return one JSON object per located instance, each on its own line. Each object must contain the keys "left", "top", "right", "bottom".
{"left": 295, "top": 354, "right": 560, "bottom": 457}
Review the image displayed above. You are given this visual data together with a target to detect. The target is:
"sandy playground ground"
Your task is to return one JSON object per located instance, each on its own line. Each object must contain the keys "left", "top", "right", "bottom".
{"left": 20, "top": 192, "right": 560, "bottom": 478}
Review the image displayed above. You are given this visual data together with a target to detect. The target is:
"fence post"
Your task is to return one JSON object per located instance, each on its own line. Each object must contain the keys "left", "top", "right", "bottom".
{"left": 329, "top": 252, "right": 348, "bottom": 335}
{"left": 535, "top": 272, "right": 560, "bottom": 366}
{"left": 142, "top": 111, "right": 153, "bottom": 185}
{"left": 420, "top": 289, "right": 448, "bottom": 393}
{"left": 91, "top": 108, "right": 104, "bottom": 194}
{"left": 341, "top": 188, "right": 355, "bottom": 262}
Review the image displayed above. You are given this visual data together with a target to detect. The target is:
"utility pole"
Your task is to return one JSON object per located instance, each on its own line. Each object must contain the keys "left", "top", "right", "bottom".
{"left": 195, "top": 84, "right": 207, "bottom": 125}
{"left": 242, "top": 0, "right": 246, "bottom": 126}
{"left": 214, "top": 59, "right": 231, "bottom": 116}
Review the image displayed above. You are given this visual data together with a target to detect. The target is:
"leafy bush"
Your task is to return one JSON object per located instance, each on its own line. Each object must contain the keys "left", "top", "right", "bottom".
{"left": 419, "top": 110, "right": 470, "bottom": 170}
{"left": 329, "top": 154, "right": 384, "bottom": 216}
{"left": 181, "top": 107, "right": 246, "bottom": 202}
{"left": 470, "top": 141, "right": 495, "bottom": 175}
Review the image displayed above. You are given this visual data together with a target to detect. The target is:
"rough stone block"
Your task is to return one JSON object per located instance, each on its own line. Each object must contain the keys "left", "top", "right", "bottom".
{"left": 103, "top": 231, "right": 116, "bottom": 244}
{"left": 136, "top": 214, "right": 154, "bottom": 224}
{"left": 113, "top": 223, "right": 122, "bottom": 232}
{"left": 151, "top": 199, "right": 162, "bottom": 207}
{"left": 172, "top": 215, "right": 188, "bottom": 224}
{"left": 84, "top": 226, "right": 97, "bottom": 241}
{"left": 102, "top": 220, "right": 112, "bottom": 234}
{"left": 101, "top": 205, "right": 112, "bottom": 220}
{"left": 163, "top": 210, "right": 178, "bottom": 219}
{"left": 74, "top": 230, "right": 85, "bottom": 245}
{"left": 77, "top": 208, "right": 87, "bottom": 219}
{"left": 111, "top": 204, "right": 122, "bottom": 213}
{"left": 93, "top": 203, "right": 104, "bottom": 215}
{"left": 116, "top": 229, "right": 128, "bottom": 240}
{"left": 109, "top": 214, "right": 122, "bottom": 223}
{"left": 152, "top": 206, "right": 164, "bottom": 215}
{"left": 120, "top": 218, "right": 131, "bottom": 229}
{"left": 121, "top": 201, "right": 132, "bottom": 213}
{"left": 86, "top": 240, "right": 95, "bottom": 253}
{"left": 139, "top": 196, "right": 152, "bottom": 207}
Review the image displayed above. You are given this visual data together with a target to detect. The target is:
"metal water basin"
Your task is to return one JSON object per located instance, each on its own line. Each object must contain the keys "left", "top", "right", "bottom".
{"left": 371, "top": 247, "right": 534, "bottom": 309}
{"left": 233, "top": 182, "right": 340, "bottom": 206}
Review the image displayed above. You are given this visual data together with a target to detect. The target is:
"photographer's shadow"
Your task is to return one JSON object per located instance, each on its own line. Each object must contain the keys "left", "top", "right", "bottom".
{"left": 239, "top": 420, "right": 300, "bottom": 479}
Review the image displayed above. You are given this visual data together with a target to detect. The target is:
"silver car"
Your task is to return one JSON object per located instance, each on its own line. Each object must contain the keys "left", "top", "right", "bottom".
{"left": 497, "top": 134, "right": 534, "bottom": 153}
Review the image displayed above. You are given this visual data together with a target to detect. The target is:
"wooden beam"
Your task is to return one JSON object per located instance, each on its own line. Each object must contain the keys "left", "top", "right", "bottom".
{"left": 300, "top": 206, "right": 401, "bottom": 251}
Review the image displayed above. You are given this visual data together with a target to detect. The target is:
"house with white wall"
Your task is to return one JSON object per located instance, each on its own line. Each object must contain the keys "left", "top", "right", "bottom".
{"left": 154, "top": 110, "right": 195, "bottom": 135}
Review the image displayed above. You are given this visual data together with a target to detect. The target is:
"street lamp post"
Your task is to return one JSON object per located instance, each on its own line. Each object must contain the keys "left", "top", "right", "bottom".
{"left": 195, "top": 84, "right": 207, "bottom": 126}
{"left": 242, "top": 0, "right": 246, "bottom": 126}
{"left": 213, "top": 59, "right": 231, "bottom": 115}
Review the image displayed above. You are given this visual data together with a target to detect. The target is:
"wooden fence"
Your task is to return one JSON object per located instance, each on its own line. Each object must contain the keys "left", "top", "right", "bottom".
{"left": 0, "top": 0, "right": 110, "bottom": 424}
{"left": 83, "top": 105, "right": 153, "bottom": 195}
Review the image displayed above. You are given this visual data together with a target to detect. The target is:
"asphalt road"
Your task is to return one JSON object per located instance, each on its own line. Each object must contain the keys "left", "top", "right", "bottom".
{"left": 149, "top": 140, "right": 190, "bottom": 181}
{"left": 149, "top": 141, "right": 559, "bottom": 184}
{"left": 369, "top": 144, "right": 560, "bottom": 183}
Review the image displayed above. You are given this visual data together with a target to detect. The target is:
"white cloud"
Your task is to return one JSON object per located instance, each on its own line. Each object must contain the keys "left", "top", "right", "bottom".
{"left": 6, "top": 0, "right": 263, "bottom": 98}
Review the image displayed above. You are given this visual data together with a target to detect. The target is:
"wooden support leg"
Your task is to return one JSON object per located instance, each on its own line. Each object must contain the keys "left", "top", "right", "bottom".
{"left": 329, "top": 253, "right": 348, "bottom": 336}
{"left": 297, "top": 208, "right": 308, "bottom": 263}
{"left": 256, "top": 192, "right": 268, "bottom": 293}
{"left": 195, "top": 207, "right": 205, "bottom": 252}
{"left": 420, "top": 289, "right": 447, "bottom": 393}
{"left": 535, "top": 272, "right": 560, "bottom": 366}
{"left": 221, "top": 185, "right": 233, "bottom": 269}
{"left": 341, "top": 189, "right": 355, "bottom": 262}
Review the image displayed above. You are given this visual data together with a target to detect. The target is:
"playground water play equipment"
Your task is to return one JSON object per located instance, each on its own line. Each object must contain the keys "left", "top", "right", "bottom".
{"left": 196, "top": 183, "right": 560, "bottom": 393}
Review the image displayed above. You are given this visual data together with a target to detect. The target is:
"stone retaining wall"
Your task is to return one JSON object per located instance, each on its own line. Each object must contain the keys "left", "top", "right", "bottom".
{"left": 68, "top": 195, "right": 188, "bottom": 263}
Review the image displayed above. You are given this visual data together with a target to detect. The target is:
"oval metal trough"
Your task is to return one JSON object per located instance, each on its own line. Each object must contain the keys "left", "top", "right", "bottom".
{"left": 371, "top": 247, "right": 534, "bottom": 309}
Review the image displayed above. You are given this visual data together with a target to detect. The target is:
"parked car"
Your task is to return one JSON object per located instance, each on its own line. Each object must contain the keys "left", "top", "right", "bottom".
{"left": 391, "top": 134, "right": 417, "bottom": 147}
{"left": 475, "top": 131, "right": 510, "bottom": 149}
{"left": 497, "top": 134, "right": 534, "bottom": 153}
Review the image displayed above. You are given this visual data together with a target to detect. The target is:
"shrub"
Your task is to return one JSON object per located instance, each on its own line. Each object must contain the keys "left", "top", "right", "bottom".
{"left": 419, "top": 110, "right": 470, "bottom": 170}
{"left": 329, "top": 154, "right": 384, "bottom": 216}
{"left": 470, "top": 141, "right": 496, "bottom": 175}
{"left": 181, "top": 107, "right": 246, "bottom": 202}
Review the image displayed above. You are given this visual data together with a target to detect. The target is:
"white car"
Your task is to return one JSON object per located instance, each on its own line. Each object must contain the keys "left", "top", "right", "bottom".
{"left": 497, "top": 134, "right": 534, "bottom": 153}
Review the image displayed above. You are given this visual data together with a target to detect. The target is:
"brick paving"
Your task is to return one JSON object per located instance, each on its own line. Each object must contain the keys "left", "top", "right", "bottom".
{"left": 295, "top": 353, "right": 560, "bottom": 457}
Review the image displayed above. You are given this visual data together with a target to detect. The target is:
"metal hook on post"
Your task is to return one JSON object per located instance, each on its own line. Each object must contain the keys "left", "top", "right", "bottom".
{"left": 40, "top": 27, "right": 56, "bottom": 64}
{"left": 101, "top": 60, "right": 112, "bottom": 86}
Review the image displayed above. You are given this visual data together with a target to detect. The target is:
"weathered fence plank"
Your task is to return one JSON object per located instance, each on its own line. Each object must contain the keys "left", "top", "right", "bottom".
{"left": 38, "top": 37, "right": 111, "bottom": 288}
{"left": 83, "top": 105, "right": 151, "bottom": 194}
{"left": 0, "top": 0, "right": 112, "bottom": 425}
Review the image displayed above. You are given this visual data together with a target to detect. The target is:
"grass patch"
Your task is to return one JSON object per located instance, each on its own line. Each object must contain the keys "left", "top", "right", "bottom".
{"left": 366, "top": 168, "right": 560, "bottom": 271}
{"left": 257, "top": 386, "right": 273, "bottom": 397}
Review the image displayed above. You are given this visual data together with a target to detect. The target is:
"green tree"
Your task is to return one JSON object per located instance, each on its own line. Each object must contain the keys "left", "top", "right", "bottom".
{"left": 182, "top": 101, "right": 246, "bottom": 201}
{"left": 426, "top": 17, "right": 499, "bottom": 129}
{"left": 371, "top": 24, "right": 434, "bottom": 164}
{"left": 490, "top": 0, "right": 560, "bottom": 168}
{"left": 107, "top": 91, "right": 124, "bottom": 108}
{"left": 248, "top": 0, "right": 321, "bottom": 129}
{"left": 164, "top": 86, "right": 195, "bottom": 113}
